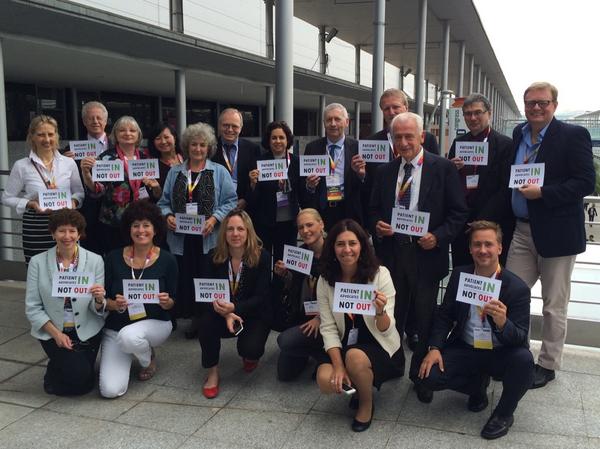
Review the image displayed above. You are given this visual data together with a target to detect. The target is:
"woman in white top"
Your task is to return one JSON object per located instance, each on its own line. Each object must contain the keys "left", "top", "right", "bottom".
{"left": 2, "top": 115, "right": 84, "bottom": 263}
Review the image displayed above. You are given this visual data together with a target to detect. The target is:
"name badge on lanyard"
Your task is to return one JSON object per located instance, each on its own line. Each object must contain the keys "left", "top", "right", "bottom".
{"left": 473, "top": 326, "right": 493, "bottom": 349}
{"left": 466, "top": 174, "right": 479, "bottom": 189}
{"left": 138, "top": 186, "right": 150, "bottom": 199}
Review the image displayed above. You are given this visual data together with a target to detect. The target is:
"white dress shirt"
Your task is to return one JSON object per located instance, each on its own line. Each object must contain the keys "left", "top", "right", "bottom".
{"left": 2, "top": 150, "right": 85, "bottom": 215}
{"left": 394, "top": 148, "right": 424, "bottom": 211}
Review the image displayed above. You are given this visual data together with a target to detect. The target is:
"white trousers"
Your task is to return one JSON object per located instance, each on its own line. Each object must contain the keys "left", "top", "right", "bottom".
{"left": 99, "top": 319, "right": 172, "bottom": 398}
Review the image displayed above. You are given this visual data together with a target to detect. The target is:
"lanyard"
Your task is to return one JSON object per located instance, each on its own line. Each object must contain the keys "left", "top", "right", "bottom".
{"left": 116, "top": 145, "right": 142, "bottom": 200}
{"left": 346, "top": 313, "right": 356, "bottom": 329}
{"left": 56, "top": 245, "right": 79, "bottom": 272}
{"left": 228, "top": 259, "right": 243, "bottom": 296}
{"left": 130, "top": 247, "right": 154, "bottom": 280}
{"left": 30, "top": 158, "right": 56, "bottom": 189}
{"left": 222, "top": 145, "right": 236, "bottom": 173}
{"left": 523, "top": 142, "right": 541, "bottom": 164}
{"left": 187, "top": 169, "right": 202, "bottom": 202}
{"left": 396, "top": 153, "right": 424, "bottom": 203}
{"left": 476, "top": 264, "right": 502, "bottom": 322}
{"left": 328, "top": 145, "right": 342, "bottom": 175}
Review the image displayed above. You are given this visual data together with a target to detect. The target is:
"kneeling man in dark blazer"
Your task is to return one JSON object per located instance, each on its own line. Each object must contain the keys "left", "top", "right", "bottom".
{"left": 418, "top": 220, "right": 534, "bottom": 440}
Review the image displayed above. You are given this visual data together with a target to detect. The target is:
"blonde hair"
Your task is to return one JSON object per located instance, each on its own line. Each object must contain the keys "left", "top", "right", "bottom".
{"left": 213, "top": 209, "right": 263, "bottom": 267}
{"left": 297, "top": 208, "right": 323, "bottom": 226}
{"left": 26, "top": 115, "right": 60, "bottom": 153}
{"left": 524, "top": 82, "right": 558, "bottom": 102}
{"left": 109, "top": 116, "right": 143, "bottom": 147}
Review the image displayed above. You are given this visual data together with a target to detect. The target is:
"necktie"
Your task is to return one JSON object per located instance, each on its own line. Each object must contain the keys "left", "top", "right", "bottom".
{"left": 328, "top": 144, "right": 338, "bottom": 161}
{"left": 398, "top": 163, "right": 413, "bottom": 209}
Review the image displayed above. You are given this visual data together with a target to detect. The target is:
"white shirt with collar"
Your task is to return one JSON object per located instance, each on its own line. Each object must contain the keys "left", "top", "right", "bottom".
{"left": 1, "top": 150, "right": 85, "bottom": 215}
{"left": 394, "top": 148, "right": 424, "bottom": 211}
{"left": 87, "top": 133, "right": 108, "bottom": 153}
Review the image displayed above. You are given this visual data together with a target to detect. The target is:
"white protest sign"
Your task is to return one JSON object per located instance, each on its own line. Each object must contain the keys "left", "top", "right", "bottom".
{"left": 128, "top": 159, "right": 160, "bottom": 180}
{"left": 390, "top": 208, "right": 430, "bottom": 237}
{"left": 194, "top": 278, "right": 230, "bottom": 303}
{"left": 40, "top": 189, "right": 71, "bottom": 210}
{"left": 456, "top": 272, "right": 502, "bottom": 307}
{"left": 123, "top": 279, "right": 160, "bottom": 304}
{"left": 455, "top": 142, "right": 489, "bottom": 166}
{"left": 52, "top": 272, "right": 95, "bottom": 298}
{"left": 92, "top": 159, "right": 124, "bottom": 182}
{"left": 69, "top": 140, "right": 101, "bottom": 160}
{"left": 175, "top": 213, "right": 205, "bottom": 235}
{"left": 257, "top": 159, "right": 288, "bottom": 181}
{"left": 300, "top": 155, "right": 329, "bottom": 176}
{"left": 283, "top": 245, "right": 313, "bottom": 275}
{"left": 332, "top": 282, "right": 376, "bottom": 316}
{"left": 359, "top": 140, "right": 390, "bottom": 163}
{"left": 508, "top": 163, "right": 545, "bottom": 188}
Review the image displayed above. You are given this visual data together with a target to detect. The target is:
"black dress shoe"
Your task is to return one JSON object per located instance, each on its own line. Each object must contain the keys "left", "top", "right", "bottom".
{"left": 480, "top": 414, "right": 514, "bottom": 440}
{"left": 467, "top": 393, "right": 488, "bottom": 412}
{"left": 406, "top": 333, "right": 419, "bottom": 352}
{"left": 351, "top": 404, "right": 374, "bottom": 432}
{"left": 415, "top": 383, "right": 433, "bottom": 403}
{"left": 531, "top": 364, "right": 555, "bottom": 389}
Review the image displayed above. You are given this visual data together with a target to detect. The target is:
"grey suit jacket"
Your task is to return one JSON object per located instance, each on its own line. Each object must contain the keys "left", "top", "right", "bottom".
{"left": 25, "top": 246, "right": 105, "bottom": 341}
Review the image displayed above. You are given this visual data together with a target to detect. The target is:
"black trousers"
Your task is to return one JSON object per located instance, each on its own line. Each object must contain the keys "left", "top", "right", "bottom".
{"left": 421, "top": 341, "right": 534, "bottom": 417}
{"left": 39, "top": 330, "right": 102, "bottom": 396}
{"left": 388, "top": 240, "right": 439, "bottom": 381}
{"left": 198, "top": 311, "right": 271, "bottom": 368}
{"left": 256, "top": 220, "right": 297, "bottom": 264}
{"left": 276, "top": 324, "right": 326, "bottom": 381}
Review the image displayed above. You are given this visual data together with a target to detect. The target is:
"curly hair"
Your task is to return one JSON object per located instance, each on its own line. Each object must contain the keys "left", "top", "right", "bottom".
{"left": 120, "top": 200, "right": 166, "bottom": 246}
{"left": 146, "top": 123, "right": 181, "bottom": 159}
{"left": 212, "top": 209, "right": 263, "bottom": 267}
{"left": 261, "top": 121, "right": 294, "bottom": 151}
{"left": 180, "top": 123, "right": 217, "bottom": 159}
{"left": 320, "top": 219, "right": 379, "bottom": 286}
{"left": 48, "top": 209, "right": 87, "bottom": 240}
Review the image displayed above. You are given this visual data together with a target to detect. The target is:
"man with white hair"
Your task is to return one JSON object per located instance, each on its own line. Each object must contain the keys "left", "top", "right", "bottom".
{"left": 369, "top": 112, "right": 468, "bottom": 403}
{"left": 302, "top": 103, "right": 367, "bottom": 230}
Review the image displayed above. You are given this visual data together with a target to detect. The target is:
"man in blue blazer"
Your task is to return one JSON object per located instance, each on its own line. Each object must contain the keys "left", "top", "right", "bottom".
{"left": 506, "top": 82, "right": 595, "bottom": 388}
{"left": 369, "top": 112, "right": 468, "bottom": 402}
{"left": 419, "top": 221, "right": 533, "bottom": 440}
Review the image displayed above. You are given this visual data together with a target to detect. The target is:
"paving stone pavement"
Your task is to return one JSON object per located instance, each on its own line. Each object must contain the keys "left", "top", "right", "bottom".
{"left": 1, "top": 281, "right": 600, "bottom": 449}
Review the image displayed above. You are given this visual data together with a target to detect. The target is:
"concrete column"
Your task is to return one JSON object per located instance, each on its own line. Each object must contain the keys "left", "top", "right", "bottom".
{"left": 415, "top": 0, "right": 427, "bottom": 116}
{"left": 355, "top": 45, "right": 361, "bottom": 84}
{"left": 457, "top": 41, "right": 465, "bottom": 97}
{"left": 170, "top": 0, "right": 184, "bottom": 32}
{"left": 0, "top": 39, "right": 11, "bottom": 259}
{"left": 70, "top": 88, "right": 79, "bottom": 140}
{"left": 265, "top": 0, "right": 274, "bottom": 60}
{"left": 266, "top": 86, "right": 274, "bottom": 125}
{"left": 371, "top": 0, "right": 385, "bottom": 131}
{"left": 468, "top": 55, "right": 474, "bottom": 95}
{"left": 476, "top": 65, "right": 481, "bottom": 92}
{"left": 425, "top": 79, "right": 429, "bottom": 104}
{"left": 157, "top": 96, "right": 163, "bottom": 123}
{"left": 318, "top": 95, "right": 326, "bottom": 137}
{"left": 481, "top": 73, "right": 486, "bottom": 97}
{"left": 439, "top": 20, "right": 450, "bottom": 155}
{"left": 399, "top": 66, "right": 405, "bottom": 91}
{"left": 354, "top": 101, "right": 361, "bottom": 139}
{"left": 275, "top": 0, "right": 294, "bottom": 127}
{"left": 175, "top": 70, "right": 186, "bottom": 138}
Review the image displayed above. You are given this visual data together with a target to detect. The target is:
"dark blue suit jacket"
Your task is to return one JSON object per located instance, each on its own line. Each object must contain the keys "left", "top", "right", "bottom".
{"left": 369, "top": 151, "right": 468, "bottom": 281}
{"left": 428, "top": 265, "right": 531, "bottom": 350}
{"left": 512, "top": 118, "right": 595, "bottom": 257}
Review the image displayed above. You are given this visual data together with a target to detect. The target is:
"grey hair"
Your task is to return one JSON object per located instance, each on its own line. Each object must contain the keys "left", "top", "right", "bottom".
{"left": 181, "top": 122, "right": 218, "bottom": 159}
{"left": 323, "top": 103, "right": 348, "bottom": 121}
{"left": 81, "top": 101, "right": 108, "bottom": 121}
{"left": 463, "top": 93, "right": 491, "bottom": 112}
{"left": 390, "top": 112, "right": 423, "bottom": 135}
{"left": 218, "top": 108, "right": 244, "bottom": 128}
{"left": 109, "top": 116, "right": 142, "bottom": 147}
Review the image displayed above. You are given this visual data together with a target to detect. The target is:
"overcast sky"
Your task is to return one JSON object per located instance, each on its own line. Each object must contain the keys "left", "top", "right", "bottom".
{"left": 474, "top": 0, "right": 595, "bottom": 114}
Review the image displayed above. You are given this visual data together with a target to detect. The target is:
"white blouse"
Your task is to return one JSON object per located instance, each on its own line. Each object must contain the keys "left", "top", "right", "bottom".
{"left": 2, "top": 150, "right": 85, "bottom": 215}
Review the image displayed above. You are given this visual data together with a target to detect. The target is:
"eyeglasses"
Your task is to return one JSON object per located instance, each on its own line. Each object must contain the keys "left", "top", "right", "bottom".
{"left": 221, "top": 124, "right": 240, "bottom": 130}
{"left": 463, "top": 110, "right": 488, "bottom": 118}
{"left": 524, "top": 100, "right": 554, "bottom": 109}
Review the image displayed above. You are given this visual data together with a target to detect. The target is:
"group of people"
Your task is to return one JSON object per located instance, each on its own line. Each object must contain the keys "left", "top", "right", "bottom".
{"left": 2, "top": 80, "right": 594, "bottom": 440}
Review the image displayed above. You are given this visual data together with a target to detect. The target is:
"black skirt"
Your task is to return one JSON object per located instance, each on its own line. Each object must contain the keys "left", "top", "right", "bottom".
{"left": 22, "top": 210, "right": 54, "bottom": 264}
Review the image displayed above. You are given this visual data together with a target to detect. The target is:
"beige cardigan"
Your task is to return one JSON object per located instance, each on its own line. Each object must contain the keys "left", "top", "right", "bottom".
{"left": 317, "top": 266, "right": 401, "bottom": 357}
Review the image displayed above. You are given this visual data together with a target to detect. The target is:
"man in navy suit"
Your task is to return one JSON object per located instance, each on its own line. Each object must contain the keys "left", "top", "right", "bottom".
{"left": 506, "top": 82, "right": 595, "bottom": 388}
{"left": 212, "top": 108, "right": 261, "bottom": 210}
{"left": 302, "top": 103, "right": 366, "bottom": 230}
{"left": 369, "top": 112, "right": 468, "bottom": 402}
{"left": 419, "top": 221, "right": 533, "bottom": 440}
